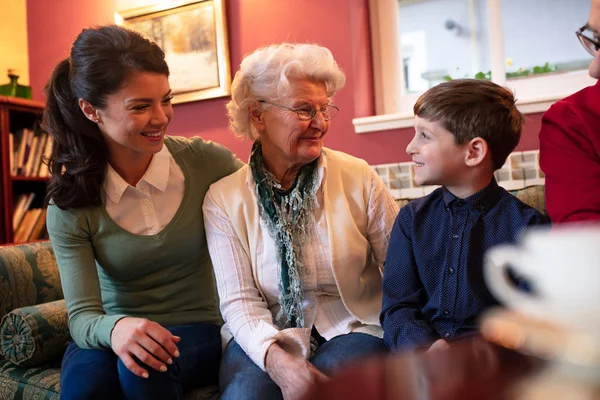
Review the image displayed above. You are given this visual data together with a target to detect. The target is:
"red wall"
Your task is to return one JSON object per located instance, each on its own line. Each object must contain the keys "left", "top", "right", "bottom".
{"left": 26, "top": 0, "right": 542, "bottom": 165}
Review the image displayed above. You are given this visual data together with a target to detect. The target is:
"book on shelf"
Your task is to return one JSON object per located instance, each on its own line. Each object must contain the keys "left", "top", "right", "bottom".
{"left": 32, "top": 132, "right": 49, "bottom": 177}
{"left": 14, "top": 208, "right": 43, "bottom": 243}
{"left": 37, "top": 135, "right": 53, "bottom": 178}
{"left": 8, "top": 133, "right": 14, "bottom": 175}
{"left": 12, "top": 192, "right": 36, "bottom": 230}
{"left": 11, "top": 126, "right": 50, "bottom": 178}
{"left": 23, "top": 135, "right": 39, "bottom": 177}
{"left": 28, "top": 208, "right": 48, "bottom": 241}
{"left": 26, "top": 133, "right": 44, "bottom": 176}
{"left": 13, "top": 128, "right": 33, "bottom": 176}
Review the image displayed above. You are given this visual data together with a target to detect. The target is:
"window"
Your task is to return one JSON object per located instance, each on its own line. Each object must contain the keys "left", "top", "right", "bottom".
{"left": 502, "top": 0, "right": 590, "bottom": 78}
{"left": 399, "top": 0, "right": 487, "bottom": 93}
{"left": 355, "top": 0, "right": 596, "bottom": 133}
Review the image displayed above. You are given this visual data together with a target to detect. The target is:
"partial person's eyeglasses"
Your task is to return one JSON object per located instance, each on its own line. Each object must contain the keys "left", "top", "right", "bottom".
{"left": 576, "top": 23, "right": 600, "bottom": 56}
{"left": 259, "top": 100, "right": 340, "bottom": 121}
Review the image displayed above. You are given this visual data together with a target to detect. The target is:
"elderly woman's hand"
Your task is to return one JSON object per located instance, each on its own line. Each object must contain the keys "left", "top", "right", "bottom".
{"left": 265, "top": 343, "right": 330, "bottom": 400}
{"left": 111, "top": 317, "right": 181, "bottom": 378}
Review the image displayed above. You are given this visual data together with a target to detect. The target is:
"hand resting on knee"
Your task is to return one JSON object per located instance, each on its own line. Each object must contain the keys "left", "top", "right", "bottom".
{"left": 111, "top": 317, "right": 181, "bottom": 378}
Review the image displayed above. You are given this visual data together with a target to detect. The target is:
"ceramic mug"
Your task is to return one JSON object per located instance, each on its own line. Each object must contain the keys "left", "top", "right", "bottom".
{"left": 484, "top": 224, "right": 600, "bottom": 333}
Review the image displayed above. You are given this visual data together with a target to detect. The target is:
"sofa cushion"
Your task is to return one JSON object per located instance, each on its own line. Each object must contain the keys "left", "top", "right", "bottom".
{"left": 0, "top": 359, "right": 60, "bottom": 399}
{"left": 0, "top": 242, "right": 63, "bottom": 322}
{"left": 0, "top": 301, "right": 70, "bottom": 367}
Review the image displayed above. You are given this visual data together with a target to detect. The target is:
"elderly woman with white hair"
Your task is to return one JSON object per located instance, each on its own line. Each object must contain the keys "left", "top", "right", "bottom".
{"left": 203, "top": 43, "right": 399, "bottom": 400}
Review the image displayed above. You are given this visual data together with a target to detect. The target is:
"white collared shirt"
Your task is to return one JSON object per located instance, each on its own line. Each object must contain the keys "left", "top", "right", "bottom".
{"left": 103, "top": 145, "right": 185, "bottom": 235}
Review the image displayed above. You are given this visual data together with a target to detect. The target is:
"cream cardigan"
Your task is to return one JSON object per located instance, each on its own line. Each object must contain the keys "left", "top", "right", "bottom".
{"left": 203, "top": 148, "right": 398, "bottom": 369}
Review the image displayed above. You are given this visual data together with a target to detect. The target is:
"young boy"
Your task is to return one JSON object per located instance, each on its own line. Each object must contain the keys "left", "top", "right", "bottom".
{"left": 380, "top": 79, "right": 548, "bottom": 352}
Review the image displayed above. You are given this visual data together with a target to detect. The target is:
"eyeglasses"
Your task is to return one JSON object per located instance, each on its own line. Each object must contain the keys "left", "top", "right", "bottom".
{"left": 259, "top": 100, "right": 340, "bottom": 121}
{"left": 576, "top": 23, "right": 600, "bottom": 56}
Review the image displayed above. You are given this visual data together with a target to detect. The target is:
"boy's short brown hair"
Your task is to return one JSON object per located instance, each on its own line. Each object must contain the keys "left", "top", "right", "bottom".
{"left": 413, "top": 79, "right": 523, "bottom": 170}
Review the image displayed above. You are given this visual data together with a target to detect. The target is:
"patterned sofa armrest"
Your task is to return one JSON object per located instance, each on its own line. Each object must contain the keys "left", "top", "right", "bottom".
{"left": 0, "top": 300, "right": 69, "bottom": 367}
{"left": 509, "top": 185, "right": 546, "bottom": 215}
{"left": 0, "top": 241, "right": 63, "bottom": 321}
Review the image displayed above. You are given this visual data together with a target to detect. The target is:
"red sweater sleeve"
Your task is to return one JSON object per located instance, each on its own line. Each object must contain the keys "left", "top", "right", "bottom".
{"left": 539, "top": 83, "right": 600, "bottom": 223}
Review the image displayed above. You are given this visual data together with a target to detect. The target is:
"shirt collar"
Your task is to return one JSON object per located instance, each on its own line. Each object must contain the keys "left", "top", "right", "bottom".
{"left": 104, "top": 145, "right": 171, "bottom": 204}
{"left": 142, "top": 145, "right": 170, "bottom": 192}
{"left": 442, "top": 177, "right": 503, "bottom": 212}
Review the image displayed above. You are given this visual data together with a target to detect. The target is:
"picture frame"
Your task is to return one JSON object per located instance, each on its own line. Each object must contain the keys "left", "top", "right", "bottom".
{"left": 116, "top": 0, "right": 231, "bottom": 104}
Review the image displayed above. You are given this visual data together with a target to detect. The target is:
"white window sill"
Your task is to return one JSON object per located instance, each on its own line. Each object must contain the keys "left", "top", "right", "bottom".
{"left": 355, "top": 70, "right": 597, "bottom": 134}
{"left": 353, "top": 97, "right": 558, "bottom": 134}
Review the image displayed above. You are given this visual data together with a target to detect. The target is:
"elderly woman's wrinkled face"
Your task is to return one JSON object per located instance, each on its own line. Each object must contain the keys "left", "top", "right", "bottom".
{"left": 258, "top": 79, "right": 330, "bottom": 170}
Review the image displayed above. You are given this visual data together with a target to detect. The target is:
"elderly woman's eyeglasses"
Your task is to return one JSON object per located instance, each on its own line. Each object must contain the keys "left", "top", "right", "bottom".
{"left": 576, "top": 24, "right": 600, "bottom": 56}
{"left": 259, "top": 100, "right": 340, "bottom": 121}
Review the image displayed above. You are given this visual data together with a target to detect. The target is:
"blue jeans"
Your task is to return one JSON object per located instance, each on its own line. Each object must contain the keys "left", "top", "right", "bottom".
{"left": 60, "top": 322, "right": 221, "bottom": 400}
{"left": 219, "top": 332, "right": 388, "bottom": 400}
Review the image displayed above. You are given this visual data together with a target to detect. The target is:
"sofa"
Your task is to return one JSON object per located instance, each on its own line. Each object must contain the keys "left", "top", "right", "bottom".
{"left": 0, "top": 185, "right": 545, "bottom": 399}
{"left": 0, "top": 241, "right": 220, "bottom": 400}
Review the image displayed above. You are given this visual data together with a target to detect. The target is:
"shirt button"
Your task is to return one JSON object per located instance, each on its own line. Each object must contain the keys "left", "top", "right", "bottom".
{"left": 151, "top": 227, "right": 157, "bottom": 233}
{"left": 452, "top": 234, "right": 459, "bottom": 239}
{"left": 444, "top": 333, "right": 451, "bottom": 339}
{"left": 143, "top": 199, "right": 150, "bottom": 205}
{"left": 448, "top": 267, "right": 454, "bottom": 274}
{"left": 443, "top": 309, "right": 450, "bottom": 316}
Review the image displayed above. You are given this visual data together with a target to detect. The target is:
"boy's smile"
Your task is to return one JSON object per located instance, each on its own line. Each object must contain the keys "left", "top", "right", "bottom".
{"left": 407, "top": 116, "right": 469, "bottom": 190}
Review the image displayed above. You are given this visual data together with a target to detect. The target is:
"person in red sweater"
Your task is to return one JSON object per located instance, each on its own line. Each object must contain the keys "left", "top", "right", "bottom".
{"left": 539, "top": 0, "right": 600, "bottom": 223}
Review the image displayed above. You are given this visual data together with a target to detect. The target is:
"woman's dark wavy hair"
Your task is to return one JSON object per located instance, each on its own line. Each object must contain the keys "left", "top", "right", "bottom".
{"left": 43, "top": 25, "right": 169, "bottom": 209}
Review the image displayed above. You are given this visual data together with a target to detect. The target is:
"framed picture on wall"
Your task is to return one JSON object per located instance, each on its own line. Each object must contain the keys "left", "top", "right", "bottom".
{"left": 116, "top": 0, "right": 231, "bottom": 104}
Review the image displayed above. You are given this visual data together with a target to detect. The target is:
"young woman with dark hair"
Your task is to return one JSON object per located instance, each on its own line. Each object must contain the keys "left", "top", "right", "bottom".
{"left": 43, "top": 25, "right": 242, "bottom": 399}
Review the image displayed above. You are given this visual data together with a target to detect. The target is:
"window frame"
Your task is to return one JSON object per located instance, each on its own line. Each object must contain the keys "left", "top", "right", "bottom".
{"left": 354, "top": 0, "right": 597, "bottom": 134}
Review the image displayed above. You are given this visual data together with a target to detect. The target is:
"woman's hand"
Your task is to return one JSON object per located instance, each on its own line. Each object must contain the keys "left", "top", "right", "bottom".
{"left": 110, "top": 317, "right": 181, "bottom": 378}
{"left": 265, "top": 343, "right": 330, "bottom": 400}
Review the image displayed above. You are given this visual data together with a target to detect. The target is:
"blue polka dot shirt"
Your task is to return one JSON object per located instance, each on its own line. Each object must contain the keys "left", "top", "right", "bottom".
{"left": 380, "top": 178, "right": 550, "bottom": 352}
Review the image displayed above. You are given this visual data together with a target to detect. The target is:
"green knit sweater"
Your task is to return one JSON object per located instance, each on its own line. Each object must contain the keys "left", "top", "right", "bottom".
{"left": 46, "top": 136, "right": 242, "bottom": 350}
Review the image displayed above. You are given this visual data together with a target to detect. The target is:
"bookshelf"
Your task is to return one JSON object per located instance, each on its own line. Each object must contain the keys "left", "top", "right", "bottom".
{"left": 0, "top": 95, "right": 48, "bottom": 244}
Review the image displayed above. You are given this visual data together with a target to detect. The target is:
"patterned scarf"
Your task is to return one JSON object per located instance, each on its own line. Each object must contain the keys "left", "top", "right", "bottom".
{"left": 249, "top": 139, "right": 320, "bottom": 328}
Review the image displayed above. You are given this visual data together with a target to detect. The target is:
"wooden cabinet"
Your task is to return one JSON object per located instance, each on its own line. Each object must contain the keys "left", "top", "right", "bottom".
{"left": 0, "top": 95, "right": 47, "bottom": 244}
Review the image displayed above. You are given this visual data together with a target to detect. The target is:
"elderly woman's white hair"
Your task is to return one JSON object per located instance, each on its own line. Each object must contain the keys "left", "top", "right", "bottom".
{"left": 226, "top": 43, "right": 346, "bottom": 140}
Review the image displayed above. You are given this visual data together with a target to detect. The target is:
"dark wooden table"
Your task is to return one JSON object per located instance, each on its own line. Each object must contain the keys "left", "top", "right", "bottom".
{"left": 305, "top": 334, "right": 600, "bottom": 400}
